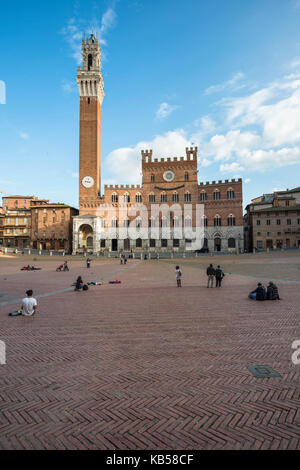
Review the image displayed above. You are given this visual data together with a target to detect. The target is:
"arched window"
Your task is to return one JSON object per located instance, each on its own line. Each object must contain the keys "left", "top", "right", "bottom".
{"left": 173, "top": 192, "right": 179, "bottom": 202}
{"left": 200, "top": 191, "right": 207, "bottom": 201}
{"left": 161, "top": 192, "right": 167, "bottom": 203}
{"left": 184, "top": 216, "right": 192, "bottom": 227}
{"left": 111, "top": 192, "right": 118, "bottom": 203}
{"left": 202, "top": 215, "right": 208, "bottom": 227}
{"left": 123, "top": 193, "right": 130, "bottom": 203}
{"left": 227, "top": 188, "right": 235, "bottom": 199}
{"left": 228, "top": 238, "right": 236, "bottom": 248}
{"left": 184, "top": 191, "right": 191, "bottom": 202}
{"left": 136, "top": 217, "right": 142, "bottom": 228}
{"left": 185, "top": 172, "right": 189, "bottom": 181}
{"left": 213, "top": 189, "right": 221, "bottom": 200}
{"left": 135, "top": 193, "right": 142, "bottom": 203}
{"left": 123, "top": 217, "right": 130, "bottom": 228}
{"left": 149, "top": 216, "right": 155, "bottom": 228}
{"left": 149, "top": 193, "right": 155, "bottom": 203}
{"left": 227, "top": 214, "right": 236, "bottom": 226}
{"left": 173, "top": 216, "right": 179, "bottom": 228}
{"left": 88, "top": 54, "right": 93, "bottom": 70}
{"left": 214, "top": 214, "right": 221, "bottom": 226}
{"left": 151, "top": 174, "right": 155, "bottom": 183}
{"left": 161, "top": 216, "right": 168, "bottom": 228}
{"left": 136, "top": 238, "right": 142, "bottom": 248}
{"left": 111, "top": 217, "right": 118, "bottom": 228}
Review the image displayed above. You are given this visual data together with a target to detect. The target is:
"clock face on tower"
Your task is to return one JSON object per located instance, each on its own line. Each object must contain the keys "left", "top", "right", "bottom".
{"left": 163, "top": 170, "right": 175, "bottom": 182}
{"left": 82, "top": 176, "right": 94, "bottom": 188}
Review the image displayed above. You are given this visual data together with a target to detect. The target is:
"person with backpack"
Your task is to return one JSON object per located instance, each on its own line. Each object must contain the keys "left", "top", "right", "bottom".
{"left": 249, "top": 283, "right": 266, "bottom": 301}
{"left": 215, "top": 265, "right": 224, "bottom": 287}
{"left": 206, "top": 264, "right": 215, "bottom": 288}
{"left": 175, "top": 266, "right": 182, "bottom": 288}
{"left": 266, "top": 281, "right": 280, "bottom": 300}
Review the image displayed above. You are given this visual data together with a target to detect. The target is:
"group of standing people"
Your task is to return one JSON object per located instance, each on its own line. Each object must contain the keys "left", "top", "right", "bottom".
{"left": 206, "top": 264, "right": 225, "bottom": 288}
{"left": 120, "top": 254, "right": 127, "bottom": 265}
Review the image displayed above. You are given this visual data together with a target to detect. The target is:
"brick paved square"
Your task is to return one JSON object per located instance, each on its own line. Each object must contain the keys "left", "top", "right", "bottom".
{"left": 0, "top": 252, "right": 299, "bottom": 450}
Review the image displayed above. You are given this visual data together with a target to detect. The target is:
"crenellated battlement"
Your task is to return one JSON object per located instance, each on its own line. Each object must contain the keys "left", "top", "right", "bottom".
{"left": 142, "top": 147, "right": 198, "bottom": 164}
{"left": 198, "top": 178, "right": 242, "bottom": 187}
{"left": 104, "top": 184, "right": 141, "bottom": 190}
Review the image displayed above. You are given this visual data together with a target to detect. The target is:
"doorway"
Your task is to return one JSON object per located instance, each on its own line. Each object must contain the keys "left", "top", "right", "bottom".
{"left": 214, "top": 237, "right": 221, "bottom": 252}
{"left": 112, "top": 239, "right": 118, "bottom": 251}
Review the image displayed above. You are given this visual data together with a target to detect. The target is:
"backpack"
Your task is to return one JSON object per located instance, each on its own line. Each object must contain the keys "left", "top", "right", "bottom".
{"left": 82, "top": 284, "right": 89, "bottom": 291}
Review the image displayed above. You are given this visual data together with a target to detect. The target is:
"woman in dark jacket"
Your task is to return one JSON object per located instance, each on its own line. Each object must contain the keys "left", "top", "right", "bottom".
{"left": 74, "top": 276, "right": 83, "bottom": 291}
{"left": 249, "top": 283, "right": 266, "bottom": 301}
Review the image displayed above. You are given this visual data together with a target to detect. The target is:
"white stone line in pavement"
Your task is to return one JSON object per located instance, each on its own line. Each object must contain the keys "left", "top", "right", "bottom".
{"left": 0, "top": 262, "right": 141, "bottom": 308}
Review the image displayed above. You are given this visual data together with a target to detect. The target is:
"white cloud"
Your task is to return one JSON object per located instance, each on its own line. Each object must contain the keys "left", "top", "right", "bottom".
{"left": 244, "top": 178, "right": 251, "bottom": 184}
{"left": 156, "top": 102, "right": 180, "bottom": 120}
{"left": 103, "top": 130, "right": 190, "bottom": 184}
{"left": 204, "top": 72, "right": 245, "bottom": 95}
{"left": 220, "top": 162, "right": 245, "bottom": 173}
{"left": 19, "top": 132, "right": 29, "bottom": 140}
{"left": 61, "top": 7, "right": 117, "bottom": 64}
{"left": 290, "top": 58, "right": 300, "bottom": 68}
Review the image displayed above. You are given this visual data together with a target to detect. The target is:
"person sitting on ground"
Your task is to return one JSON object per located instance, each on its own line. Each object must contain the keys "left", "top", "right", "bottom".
{"left": 215, "top": 265, "right": 224, "bottom": 288}
{"left": 21, "top": 290, "right": 38, "bottom": 316}
{"left": 74, "top": 276, "right": 83, "bottom": 291}
{"left": 206, "top": 264, "right": 215, "bottom": 288}
{"left": 175, "top": 265, "right": 182, "bottom": 288}
{"left": 266, "top": 281, "right": 280, "bottom": 300}
{"left": 249, "top": 283, "right": 266, "bottom": 301}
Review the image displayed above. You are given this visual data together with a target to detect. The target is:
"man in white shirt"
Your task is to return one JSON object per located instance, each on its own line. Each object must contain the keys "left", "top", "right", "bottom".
{"left": 21, "top": 290, "right": 37, "bottom": 316}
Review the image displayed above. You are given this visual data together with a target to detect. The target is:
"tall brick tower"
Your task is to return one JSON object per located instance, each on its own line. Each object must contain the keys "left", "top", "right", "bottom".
{"left": 77, "top": 34, "right": 104, "bottom": 212}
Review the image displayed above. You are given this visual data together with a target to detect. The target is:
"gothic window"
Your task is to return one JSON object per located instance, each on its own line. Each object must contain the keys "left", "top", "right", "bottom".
{"left": 161, "top": 192, "right": 167, "bottom": 203}
{"left": 136, "top": 217, "right": 142, "bottom": 228}
{"left": 202, "top": 215, "right": 208, "bottom": 227}
{"left": 123, "top": 193, "right": 130, "bottom": 203}
{"left": 227, "top": 189, "right": 235, "bottom": 199}
{"left": 173, "top": 216, "right": 179, "bottom": 228}
{"left": 111, "top": 193, "right": 118, "bottom": 203}
{"left": 149, "top": 193, "right": 155, "bottom": 203}
{"left": 200, "top": 191, "right": 207, "bottom": 201}
{"left": 184, "top": 192, "right": 191, "bottom": 202}
{"left": 228, "top": 238, "right": 236, "bottom": 248}
{"left": 151, "top": 174, "right": 155, "bottom": 183}
{"left": 135, "top": 193, "right": 142, "bottom": 203}
{"left": 173, "top": 192, "right": 179, "bottom": 203}
{"left": 136, "top": 238, "right": 142, "bottom": 248}
{"left": 185, "top": 172, "right": 189, "bottom": 181}
{"left": 227, "top": 214, "right": 236, "bottom": 226}
{"left": 214, "top": 214, "right": 221, "bottom": 226}
{"left": 213, "top": 190, "right": 221, "bottom": 200}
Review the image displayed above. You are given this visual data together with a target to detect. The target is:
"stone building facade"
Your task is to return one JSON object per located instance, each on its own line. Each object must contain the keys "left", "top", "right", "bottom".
{"left": 1, "top": 196, "right": 78, "bottom": 252}
{"left": 31, "top": 204, "right": 78, "bottom": 252}
{"left": 244, "top": 187, "right": 300, "bottom": 251}
{"left": 73, "top": 35, "right": 244, "bottom": 254}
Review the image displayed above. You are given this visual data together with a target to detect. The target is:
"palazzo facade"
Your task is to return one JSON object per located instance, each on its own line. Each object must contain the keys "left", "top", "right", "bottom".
{"left": 73, "top": 35, "right": 244, "bottom": 254}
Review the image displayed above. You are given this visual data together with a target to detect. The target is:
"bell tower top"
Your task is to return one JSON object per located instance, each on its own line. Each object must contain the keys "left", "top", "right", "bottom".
{"left": 76, "top": 34, "right": 105, "bottom": 104}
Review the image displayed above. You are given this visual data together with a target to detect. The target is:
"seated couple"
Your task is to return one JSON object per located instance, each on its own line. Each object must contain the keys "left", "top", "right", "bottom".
{"left": 249, "top": 282, "right": 280, "bottom": 301}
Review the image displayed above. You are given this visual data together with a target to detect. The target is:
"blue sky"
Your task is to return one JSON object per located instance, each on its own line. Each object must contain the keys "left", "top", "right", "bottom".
{"left": 1, "top": 0, "right": 300, "bottom": 209}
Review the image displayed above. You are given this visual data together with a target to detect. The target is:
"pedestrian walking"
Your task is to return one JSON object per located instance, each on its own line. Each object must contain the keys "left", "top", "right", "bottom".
{"left": 86, "top": 258, "right": 91, "bottom": 268}
{"left": 206, "top": 264, "right": 215, "bottom": 288}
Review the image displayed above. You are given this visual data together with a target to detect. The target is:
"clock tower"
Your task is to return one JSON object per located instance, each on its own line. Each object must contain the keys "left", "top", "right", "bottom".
{"left": 77, "top": 34, "right": 104, "bottom": 212}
